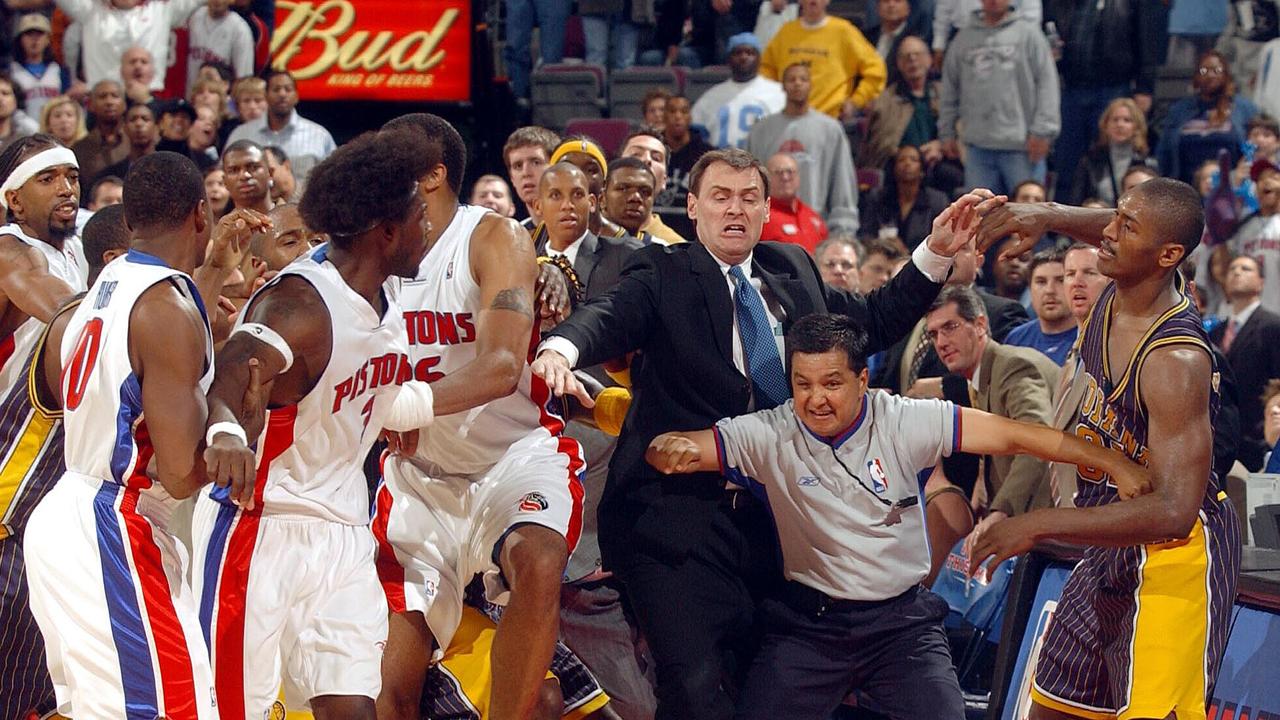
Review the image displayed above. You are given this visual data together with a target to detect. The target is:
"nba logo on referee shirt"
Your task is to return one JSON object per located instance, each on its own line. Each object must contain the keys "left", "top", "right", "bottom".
{"left": 867, "top": 459, "right": 888, "bottom": 493}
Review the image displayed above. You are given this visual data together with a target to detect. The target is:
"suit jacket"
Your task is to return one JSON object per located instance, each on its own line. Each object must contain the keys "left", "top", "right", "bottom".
{"left": 872, "top": 287, "right": 1028, "bottom": 393}
{"left": 538, "top": 230, "right": 643, "bottom": 581}
{"left": 550, "top": 240, "right": 944, "bottom": 567}
{"left": 970, "top": 340, "right": 1059, "bottom": 516}
{"left": 1210, "top": 306, "right": 1280, "bottom": 471}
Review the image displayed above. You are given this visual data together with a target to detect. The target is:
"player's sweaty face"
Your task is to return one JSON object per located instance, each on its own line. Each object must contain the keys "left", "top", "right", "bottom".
{"left": 689, "top": 162, "right": 769, "bottom": 266}
{"left": 790, "top": 350, "right": 867, "bottom": 438}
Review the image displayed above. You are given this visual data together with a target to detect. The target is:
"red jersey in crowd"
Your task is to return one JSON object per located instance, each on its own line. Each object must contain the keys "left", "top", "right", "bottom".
{"left": 762, "top": 196, "right": 828, "bottom": 254}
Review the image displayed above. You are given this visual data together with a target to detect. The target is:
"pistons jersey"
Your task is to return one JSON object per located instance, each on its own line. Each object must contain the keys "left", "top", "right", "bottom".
{"left": 0, "top": 224, "right": 87, "bottom": 393}
{"left": 399, "top": 204, "right": 569, "bottom": 477}
{"left": 212, "top": 245, "right": 410, "bottom": 525}
{"left": 59, "top": 250, "right": 211, "bottom": 498}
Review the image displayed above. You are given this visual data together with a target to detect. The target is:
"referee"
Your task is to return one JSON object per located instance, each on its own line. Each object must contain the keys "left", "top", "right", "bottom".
{"left": 645, "top": 313, "right": 1152, "bottom": 720}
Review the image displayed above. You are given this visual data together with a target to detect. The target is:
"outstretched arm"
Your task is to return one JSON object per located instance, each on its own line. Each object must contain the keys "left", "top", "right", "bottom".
{"left": 0, "top": 236, "right": 77, "bottom": 323}
{"left": 427, "top": 216, "right": 537, "bottom": 417}
{"left": 974, "top": 200, "right": 1113, "bottom": 260}
{"left": 969, "top": 346, "right": 1214, "bottom": 577}
{"left": 645, "top": 430, "right": 719, "bottom": 474}
{"left": 957, "top": 408, "right": 1149, "bottom": 500}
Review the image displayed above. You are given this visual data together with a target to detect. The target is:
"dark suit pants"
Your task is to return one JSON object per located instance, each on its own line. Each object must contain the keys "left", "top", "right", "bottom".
{"left": 735, "top": 584, "right": 963, "bottom": 720}
{"left": 613, "top": 495, "right": 778, "bottom": 720}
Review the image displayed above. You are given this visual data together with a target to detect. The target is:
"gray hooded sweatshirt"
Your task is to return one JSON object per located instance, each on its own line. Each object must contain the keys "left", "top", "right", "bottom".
{"left": 939, "top": 8, "right": 1061, "bottom": 151}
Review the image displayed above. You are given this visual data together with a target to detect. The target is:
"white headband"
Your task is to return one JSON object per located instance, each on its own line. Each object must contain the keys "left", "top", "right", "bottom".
{"left": 0, "top": 146, "right": 79, "bottom": 210}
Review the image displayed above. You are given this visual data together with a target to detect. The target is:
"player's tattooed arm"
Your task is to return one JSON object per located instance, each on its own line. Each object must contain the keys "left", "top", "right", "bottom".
{"left": 490, "top": 287, "right": 533, "bottom": 316}
{"left": 427, "top": 214, "right": 539, "bottom": 417}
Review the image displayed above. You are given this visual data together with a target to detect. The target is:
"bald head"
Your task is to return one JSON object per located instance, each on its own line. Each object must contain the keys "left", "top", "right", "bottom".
{"left": 538, "top": 162, "right": 590, "bottom": 195}
{"left": 121, "top": 46, "right": 155, "bottom": 86}
{"left": 767, "top": 152, "right": 800, "bottom": 202}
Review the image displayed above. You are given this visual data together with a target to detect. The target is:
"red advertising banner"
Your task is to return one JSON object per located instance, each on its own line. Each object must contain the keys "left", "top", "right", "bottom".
{"left": 271, "top": 0, "right": 471, "bottom": 102}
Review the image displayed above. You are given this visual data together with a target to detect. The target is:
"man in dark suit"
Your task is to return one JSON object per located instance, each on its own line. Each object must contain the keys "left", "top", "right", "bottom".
{"left": 532, "top": 147, "right": 982, "bottom": 720}
{"left": 532, "top": 161, "right": 658, "bottom": 719}
{"left": 1211, "top": 254, "right": 1280, "bottom": 470}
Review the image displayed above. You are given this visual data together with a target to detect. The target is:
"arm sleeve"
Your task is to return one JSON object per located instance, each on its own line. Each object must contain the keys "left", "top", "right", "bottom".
{"left": 987, "top": 365, "right": 1056, "bottom": 516}
{"left": 1027, "top": 30, "right": 1061, "bottom": 139}
{"left": 938, "top": 42, "right": 960, "bottom": 141}
{"left": 824, "top": 126, "right": 860, "bottom": 233}
{"left": 891, "top": 395, "right": 960, "bottom": 471}
{"left": 713, "top": 411, "right": 781, "bottom": 501}
{"left": 932, "top": 0, "right": 953, "bottom": 51}
{"left": 54, "top": 0, "right": 94, "bottom": 23}
{"left": 848, "top": 27, "right": 887, "bottom": 109}
{"left": 232, "top": 19, "right": 255, "bottom": 78}
{"left": 548, "top": 248, "right": 662, "bottom": 369}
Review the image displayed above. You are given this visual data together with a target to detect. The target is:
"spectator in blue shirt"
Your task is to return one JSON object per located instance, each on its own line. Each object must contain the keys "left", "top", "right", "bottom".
{"left": 1002, "top": 249, "right": 1077, "bottom": 365}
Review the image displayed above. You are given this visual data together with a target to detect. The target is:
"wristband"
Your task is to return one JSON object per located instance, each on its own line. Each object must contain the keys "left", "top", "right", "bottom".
{"left": 206, "top": 421, "right": 247, "bottom": 446}
{"left": 234, "top": 322, "right": 294, "bottom": 373}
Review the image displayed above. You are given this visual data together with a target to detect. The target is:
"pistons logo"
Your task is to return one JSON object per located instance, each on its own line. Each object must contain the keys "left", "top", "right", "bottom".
{"left": 519, "top": 492, "right": 549, "bottom": 512}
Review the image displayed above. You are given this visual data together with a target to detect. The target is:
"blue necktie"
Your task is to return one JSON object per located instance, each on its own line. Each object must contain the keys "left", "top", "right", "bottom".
{"left": 729, "top": 265, "right": 788, "bottom": 409}
{"left": 1266, "top": 442, "right": 1280, "bottom": 474}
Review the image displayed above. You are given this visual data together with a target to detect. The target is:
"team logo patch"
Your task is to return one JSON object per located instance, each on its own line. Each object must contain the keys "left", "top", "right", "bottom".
{"left": 519, "top": 491, "right": 549, "bottom": 512}
{"left": 267, "top": 701, "right": 286, "bottom": 720}
{"left": 797, "top": 475, "right": 820, "bottom": 487}
{"left": 446, "top": 261, "right": 455, "bottom": 279}
{"left": 867, "top": 458, "right": 889, "bottom": 493}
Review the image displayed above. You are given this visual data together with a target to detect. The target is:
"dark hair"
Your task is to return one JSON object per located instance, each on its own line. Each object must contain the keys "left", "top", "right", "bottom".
{"left": 89, "top": 174, "right": 123, "bottom": 201}
{"left": 0, "top": 133, "right": 63, "bottom": 221}
{"left": 1122, "top": 164, "right": 1159, "bottom": 186}
{"left": 223, "top": 138, "right": 264, "bottom": 157}
{"left": 199, "top": 59, "right": 234, "bottom": 83}
{"left": 263, "top": 145, "right": 288, "bottom": 164}
{"left": 785, "top": 313, "right": 870, "bottom": 373}
{"left": 299, "top": 129, "right": 435, "bottom": 249}
{"left": 503, "top": 126, "right": 560, "bottom": 167}
{"left": 927, "top": 284, "right": 987, "bottom": 320}
{"left": 782, "top": 61, "right": 809, "bottom": 80}
{"left": 877, "top": 144, "right": 923, "bottom": 211}
{"left": 1229, "top": 252, "right": 1264, "bottom": 278}
{"left": 861, "top": 235, "right": 906, "bottom": 261}
{"left": 382, "top": 113, "right": 467, "bottom": 195}
{"left": 125, "top": 100, "right": 155, "bottom": 120}
{"left": 1012, "top": 179, "right": 1047, "bottom": 199}
{"left": 262, "top": 68, "right": 297, "bottom": 89}
{"left": 0, "top": 72, "right": 24, "bottom": 112}
{"left": 1248, "top": 113, "right": 1280, "bottom": 138}
{"left": 621, "top": 126, "right": 669, "bottom": 164}
{"left": 122, "top": 152, "right": 206, "bottom": 232}
{"left": 1028, "top": 248, "right": 1065, "bottom": 277}
{"left": 81, "top": 204, "right": 130, "bottom": 278}
{"left": 605, "top": 156, "right": 654, "bottom": 187}
{"left": 688, "top": 147, "right": 769, "bottom": 198}
{"left": 640, "top": 88, "right": 671, "bottom": 112}
{"left": 1127, "top": 177, "right": 1206, "bottom": 255}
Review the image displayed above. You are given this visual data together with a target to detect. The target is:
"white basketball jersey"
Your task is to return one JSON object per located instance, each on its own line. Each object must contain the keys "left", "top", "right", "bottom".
{"left": 400, "top": 204, "right": 566, "bottom": 476}
{"left": 59, "top": 250, "right": 212, "bottom": 497}
{"left": 0, "top": 223, "right": 87, "bottom": 394}
{"left": 212, "top": 245, "right": 411, "bottom": 525}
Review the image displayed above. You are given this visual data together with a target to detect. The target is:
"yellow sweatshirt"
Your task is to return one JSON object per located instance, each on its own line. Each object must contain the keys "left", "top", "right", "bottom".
{"left": 759, "top": 16, "right": 887, "bottom": 116}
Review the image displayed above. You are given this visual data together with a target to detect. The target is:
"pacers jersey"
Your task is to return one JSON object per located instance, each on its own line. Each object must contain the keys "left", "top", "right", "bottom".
{"left": 400, "top": 204, "right": 567, "bottom": 476}
{"left": 0, "top": 224, "right": 87, "bottom": 394}
{"left": 0, "top": 302, "right": 74, "bottom": 539}
{"left": 59, "top": 250, "right": 211, "bottom": 496}
{"left": 214, "top": 245, "right": 411, "bottom": 525}
{"left": 1071, "top": 282, "right": 1225, "bottom": 514}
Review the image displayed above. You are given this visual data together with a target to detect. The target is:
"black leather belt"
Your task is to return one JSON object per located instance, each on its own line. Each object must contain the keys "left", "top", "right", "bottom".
{"left": 780, "top": 580, "right": 916, "bottom": 617}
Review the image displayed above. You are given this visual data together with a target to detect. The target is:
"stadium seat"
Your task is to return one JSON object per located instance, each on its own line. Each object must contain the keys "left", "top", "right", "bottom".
{"left": 685, "top": 65, "right": 731, "bottom": 105}
{"left": 856, "top": 167, "right": 883, "bottom": 195}
{"left": 532, "top": 63, "right": 607, "bottom": 130}
{"left": 609, "top": 66, "right": 682, "bottom": 121}
{"left": 563, "top": 118, "right": 634, "bottom": 158}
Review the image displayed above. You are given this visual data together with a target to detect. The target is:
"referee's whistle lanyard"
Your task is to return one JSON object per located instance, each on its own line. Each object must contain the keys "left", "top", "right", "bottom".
{"left": 792, "top": 412, "right": 920, "bottom": 526}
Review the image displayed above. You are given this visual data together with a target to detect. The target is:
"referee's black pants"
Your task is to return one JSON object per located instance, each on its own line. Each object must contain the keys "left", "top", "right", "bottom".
{"left": 736, "top": 583, "right": 964, "bottom": 720}
{"left": 613, "top": 493, "right": 779, "bottom": 720}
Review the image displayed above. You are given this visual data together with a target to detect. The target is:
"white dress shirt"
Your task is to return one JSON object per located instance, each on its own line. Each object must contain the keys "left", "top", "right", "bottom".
{"left": 546, "top": 230, "right": 588, "bottom": 268}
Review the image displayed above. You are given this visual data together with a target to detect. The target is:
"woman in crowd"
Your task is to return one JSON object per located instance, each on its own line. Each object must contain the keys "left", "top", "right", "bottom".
{"left": 0, "top": 74, "right": 37, "bottom": 153}
{"left": 39, "top": 94, "right": 86, "bottom": 147}
{"left": 1070, "top": 97, "right": 1157, "bottom": 205}
{"left": 203, "top": 164, "right": 231, "bottom": 217}
{"left": 1157, "top": 50, "right": 1258, "bottom": 184}
{"left": 859, "top": 144, "right": 949, "bottom": 250}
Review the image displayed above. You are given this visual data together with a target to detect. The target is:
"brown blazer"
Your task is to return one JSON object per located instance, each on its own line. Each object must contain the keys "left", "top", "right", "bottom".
{"left": 973, "top": 340, "right": 1060, "bottom": 517}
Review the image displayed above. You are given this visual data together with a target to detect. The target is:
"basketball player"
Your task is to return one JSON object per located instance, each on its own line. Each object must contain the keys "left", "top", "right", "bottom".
{"left": 0, "top": 205, "right": 129, "bottom": 720}
{"left": 372, "top": 113, "right": 585, "bottom": 720}
{"left": 970, "top": 180, "right": 1241, "bottom": 720}
{"left": 22, "top": 152, "right": 265, "bottom": 719}
{"left": 194, "top": 130, "right": 437, "bottom": 719}
{"left": 0, "top": 135, "right": 86, "bottom": 394}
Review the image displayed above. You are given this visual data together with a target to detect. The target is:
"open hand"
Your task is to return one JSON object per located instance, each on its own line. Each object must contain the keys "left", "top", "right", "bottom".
{"left": 207, "top": 208, "right": 273, "bottom": 273}
{"left": 925, "top": 191, "right": 994, "bottom": 257}
{"left": 973, "top": 199, "right": 1050, "bottom": 259}
{"left": 535, "top": 262, "right": 571, "bottom": 326}
{"left": 646, "top": 433, "right": 702, "bottom": 474}
{"left": 968, "top": 511, "right": 1039, "bottom": 581}
{"left": 531, "top": 350, "right": 594, "bottom": 407}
